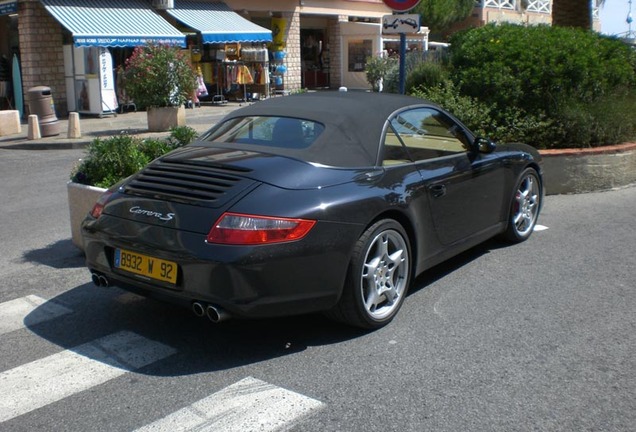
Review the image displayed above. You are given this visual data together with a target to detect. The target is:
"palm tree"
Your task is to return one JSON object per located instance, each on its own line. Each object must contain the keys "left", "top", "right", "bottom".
{"left": 552, "top": 0, "right": 604, "bottom": 29}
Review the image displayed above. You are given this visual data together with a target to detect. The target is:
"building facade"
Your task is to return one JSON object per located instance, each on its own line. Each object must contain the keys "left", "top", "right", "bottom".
{"left": 1, "top": 0, "right": 404, "bottom": 116}
{"left": 0, "top": 0, "right": 603, "bottom": 117}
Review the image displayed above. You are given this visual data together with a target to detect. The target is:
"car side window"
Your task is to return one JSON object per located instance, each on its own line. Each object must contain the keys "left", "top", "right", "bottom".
{"left": 384, "top": 108, "right": 470, "bottom": 164}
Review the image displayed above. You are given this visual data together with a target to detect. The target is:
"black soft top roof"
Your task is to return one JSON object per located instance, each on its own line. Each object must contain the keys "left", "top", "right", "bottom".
{"left": 203, "top": 91, "right": 433, "bottom": 167}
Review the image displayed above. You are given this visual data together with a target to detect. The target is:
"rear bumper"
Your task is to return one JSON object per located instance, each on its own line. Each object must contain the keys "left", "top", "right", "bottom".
{"left": 82, "top": 217, "right": 360, "bottom": 319}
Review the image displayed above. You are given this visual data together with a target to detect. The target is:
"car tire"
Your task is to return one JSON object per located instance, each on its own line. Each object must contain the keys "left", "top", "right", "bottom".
{"left": 502, "top": 167, "right": 542, "bottom": 243}
{"left": 326, "top": 219, "right": 411, "bottom": 329}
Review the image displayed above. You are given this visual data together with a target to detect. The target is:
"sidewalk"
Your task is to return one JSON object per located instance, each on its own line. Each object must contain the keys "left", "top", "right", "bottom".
{"left": 0, "top": 102, "right": 246, "bottom": 150}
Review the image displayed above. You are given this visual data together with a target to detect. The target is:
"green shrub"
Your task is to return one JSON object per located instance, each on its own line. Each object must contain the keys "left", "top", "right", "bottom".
{"left": 138, "top": 138, "right": 173, "bottom": 162}
{"left": 123, "top": 43, "right": 197, "bottom": 109}
{"left": 405, "top": 61, "right": 448, "bottom": 94}
{"left": 551, "top": 90, "right": 636, "bottom": 148}
{"left": 413, "top": 80, "right": 559, "bottom": 148}
{"left": 449, "top": 24, "right": 636, "bottom": 112}
{"left": 443, "top": 24, "right": 636, "bottom": 148}
{"left": 365, "top": 55, "right": 398, "bottom": 92}
{"left": 383, "top": 51, "right": 427, "bottom": 94}
{"left": 71, "top": 135, "right": 149, "bottom": 188}
{"left": 71, "top": 128, "right": 198, "bottom": 188}
{"left": 166, "top": 125, "right": 198, "bottom": 147}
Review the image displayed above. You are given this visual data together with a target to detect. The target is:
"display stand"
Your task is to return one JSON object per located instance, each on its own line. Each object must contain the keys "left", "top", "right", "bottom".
{"left": 64, "top": 46, "right": 118, "bottom": 117}
{"left": 270, "top": 50, "right": 288, "bottom": 96}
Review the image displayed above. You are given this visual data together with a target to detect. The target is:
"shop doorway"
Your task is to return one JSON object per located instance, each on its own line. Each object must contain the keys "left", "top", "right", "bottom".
{"left": 301, "top": 28, "right": 329, "bottom": 89}
{"left": 340, "top": 21, "right": 381, "bottom": 90}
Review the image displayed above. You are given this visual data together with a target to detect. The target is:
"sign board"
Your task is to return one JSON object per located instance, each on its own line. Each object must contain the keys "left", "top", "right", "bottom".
{"left": 152, "top": 0, "right": 174, "bottom": 10}
{"left": 382, "top": 0, "right": 421, "bottom": 13}
{"left": 382, "top": 14, "right": 420, "bottom": 34}
{"left": 0, "top": 1, "right": 18, "bottom": 15}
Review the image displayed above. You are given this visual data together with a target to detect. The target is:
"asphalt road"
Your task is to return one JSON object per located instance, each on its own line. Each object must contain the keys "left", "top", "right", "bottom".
{"left": 0, "top": 146, "right": 634, "bottom": 431}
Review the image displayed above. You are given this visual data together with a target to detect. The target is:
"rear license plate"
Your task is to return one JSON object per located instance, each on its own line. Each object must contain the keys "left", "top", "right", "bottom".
{"left": 114, "top": 248, "right": 178, "bottom": 284}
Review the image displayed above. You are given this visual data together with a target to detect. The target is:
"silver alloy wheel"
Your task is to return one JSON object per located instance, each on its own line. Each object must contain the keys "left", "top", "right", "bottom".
{"left": 360, "top": 229, "right": 410, "bottom": 320}
{"left": 512, "top": 171, "right": 540, "bottom": 237}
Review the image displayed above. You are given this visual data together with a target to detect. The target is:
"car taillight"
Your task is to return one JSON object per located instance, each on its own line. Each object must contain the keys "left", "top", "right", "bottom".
{"left": 90, "top": 190, "right": 113, "bottom": 219}
{"left": 207, "top": 212, "right": 316, "bottom": 245}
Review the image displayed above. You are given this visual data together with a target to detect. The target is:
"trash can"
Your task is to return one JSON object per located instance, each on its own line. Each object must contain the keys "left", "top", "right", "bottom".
{"left": 27, "top": 86, "right": 60, "bottom": 137}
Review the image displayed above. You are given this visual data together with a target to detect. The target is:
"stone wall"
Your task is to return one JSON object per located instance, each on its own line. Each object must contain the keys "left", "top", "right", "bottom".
{"left": 18, "top": 0, "right": 67, "bottom": 115}
{"left": 540, "top": 143, "right": 636, "bottom": 195}
{"left": 327, "top": 16, "right": 347, "bottom": 89}
{"left": 280, "top": 10, "right": 301, "bottom": 93}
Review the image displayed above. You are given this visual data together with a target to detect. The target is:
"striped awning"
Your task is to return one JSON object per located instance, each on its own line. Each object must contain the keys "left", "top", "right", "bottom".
{"left": 166, "top": 1, "right": 272, "bottom": 44}
{"left": 40, "top": 0, "right": 186, "bottom": 47}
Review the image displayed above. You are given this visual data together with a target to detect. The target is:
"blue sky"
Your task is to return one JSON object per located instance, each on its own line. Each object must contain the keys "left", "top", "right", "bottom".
{"left": 599, "top": 0, "right": 635, "bottom": 36}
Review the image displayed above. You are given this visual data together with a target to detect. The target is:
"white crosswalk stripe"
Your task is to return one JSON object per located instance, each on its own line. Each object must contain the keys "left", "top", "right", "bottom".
{"left": 0, "top": 296, "right": 324, "bottom": 430}
{"left": 0, "top": 330, "right": 176, "bottom": 423}
{"left": 134, "top": 376, "right": 325, "bottom": 432}
{"left": 0, "top": 294, "right": 72, "bottom": 336}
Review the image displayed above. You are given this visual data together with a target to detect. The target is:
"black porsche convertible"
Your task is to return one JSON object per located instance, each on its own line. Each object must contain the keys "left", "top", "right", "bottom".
{"left": 82, "top": 92, "right": 543, "bottom": 329}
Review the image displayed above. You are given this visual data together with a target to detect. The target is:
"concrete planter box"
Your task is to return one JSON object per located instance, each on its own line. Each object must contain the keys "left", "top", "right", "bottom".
{"left": 540, "top": 143, "right": 636, "bottom": 195}
{"left": 0, "top": 110, "right": 21, "bottom": 136}
{"left": 147, "top": 106, "right": 186, "bottom": 132}
{"left": 67, "top": 181, "right": 107, "bottom": 251}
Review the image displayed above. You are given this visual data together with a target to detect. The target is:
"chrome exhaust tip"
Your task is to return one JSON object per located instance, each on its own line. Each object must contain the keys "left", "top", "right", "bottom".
{"left": 91, "top": 273, "right": 109, "bottom": 287}
{"left": 192, "top": 301, "right": 205, "bottom": 318}
{"left": 206, "top": 304, "right": 230, "bottom": 323}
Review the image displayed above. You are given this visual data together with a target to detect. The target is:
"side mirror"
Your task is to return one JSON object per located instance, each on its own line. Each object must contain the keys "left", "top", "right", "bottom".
{"left": 474, "top": 137, "right": 496, "bottom": 153}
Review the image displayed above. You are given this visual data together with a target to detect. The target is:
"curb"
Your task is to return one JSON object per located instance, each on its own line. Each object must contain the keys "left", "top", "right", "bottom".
{"left": 539, "top": 142, "right": 636, "bottom": 195}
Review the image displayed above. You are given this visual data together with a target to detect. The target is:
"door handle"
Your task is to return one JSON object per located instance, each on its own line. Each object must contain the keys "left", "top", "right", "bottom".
{"left": 429, "top": 184, "right": 446, "bottom": 198}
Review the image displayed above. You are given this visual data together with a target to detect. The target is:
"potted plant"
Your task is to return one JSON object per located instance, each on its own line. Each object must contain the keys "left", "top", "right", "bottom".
{"left": 123, "top": 43, "right": 197, "bottom": 132}
{"left": 68, "top": 127, "right": 198, "bottom": 251}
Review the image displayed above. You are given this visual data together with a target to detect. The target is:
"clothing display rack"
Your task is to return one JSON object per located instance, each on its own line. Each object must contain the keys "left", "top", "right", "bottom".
{"left": 214, "top": 60, "right": 268, "bottom": 102}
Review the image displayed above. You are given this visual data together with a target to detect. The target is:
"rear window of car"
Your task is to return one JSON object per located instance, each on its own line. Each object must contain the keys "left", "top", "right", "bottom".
{"left": 201, "top": 116, "right": 325, "bottom": 149}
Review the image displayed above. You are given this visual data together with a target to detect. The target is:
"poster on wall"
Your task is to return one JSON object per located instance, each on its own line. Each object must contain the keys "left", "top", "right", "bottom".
{"left": 75, "top": 79, "right": 90, "bottom": 112}
{"left": 98, "top": 48, "right": 118, "bottom": 113}
{"left": 271, "top": 17, "right": 287, "bottom": 50}
{"left": 84, "top": 47, "right": 98, "bottom": 76}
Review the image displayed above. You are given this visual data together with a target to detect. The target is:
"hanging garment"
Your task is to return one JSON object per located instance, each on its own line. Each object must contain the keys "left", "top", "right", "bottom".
{"left": 196, "top": 75, "right": 208, "bottom": 97}
{"left": 237, "top": 65, "right": 254, "bottom": 85}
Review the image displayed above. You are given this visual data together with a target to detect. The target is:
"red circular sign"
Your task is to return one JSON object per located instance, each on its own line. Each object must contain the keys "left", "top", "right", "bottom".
{"left": 382, "top": 0, "right": 420, "bottom": 12}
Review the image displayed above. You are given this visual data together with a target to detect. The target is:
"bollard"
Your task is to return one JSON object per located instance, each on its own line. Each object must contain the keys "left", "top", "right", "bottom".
{"left": 67, "top": 112, "right": 81, "bottom": 138}
{"left": 27, "top": 115, "right": 41, "bottom": 140}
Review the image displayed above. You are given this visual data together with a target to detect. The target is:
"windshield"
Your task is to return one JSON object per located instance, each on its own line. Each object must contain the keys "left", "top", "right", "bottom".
{"left": 201, "top": 116, "right": 325, "bottom": 149}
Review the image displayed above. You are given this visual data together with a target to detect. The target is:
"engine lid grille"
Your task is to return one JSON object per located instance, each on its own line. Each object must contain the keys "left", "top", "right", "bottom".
{"left": 124, "top": 160, "right": 254, "bottom": 204}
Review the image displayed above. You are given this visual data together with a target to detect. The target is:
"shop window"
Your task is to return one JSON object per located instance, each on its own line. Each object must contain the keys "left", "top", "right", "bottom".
{"left": 348, "top": 39, "right": 372, "bottom": 72}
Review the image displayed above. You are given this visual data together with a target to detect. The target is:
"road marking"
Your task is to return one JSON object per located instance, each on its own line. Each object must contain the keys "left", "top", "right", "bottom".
{"left": 534, "top": 224, "right": 549, "bottom": 231}
{"left": 0, "top": 331, "right": 176, "bottom": 423}
{"left": 134, "top": 376, "right": 325, "bottom": 432}
{"left": 0, "top": 295, "right": 72, "bottom": 335}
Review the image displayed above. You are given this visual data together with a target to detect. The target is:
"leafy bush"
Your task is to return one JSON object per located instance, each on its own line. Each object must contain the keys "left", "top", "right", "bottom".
{"left": 165, "top": 125, "right": 198, "bottom": 148}
{"left": 412, "top": 24, "right": 636, "bottom": 148}
{"left": 411, "top": 80, "right": 494, "bottom": 138}
{"left": 405, "top": 61, "right": 449, "bottom": 94}
{"left": 365, "top": 55, "right": 398, "bottom": 92}
{"left": 124, "top": 43, "right": 197, "bottom": 109}
{"left": 449, "top": 24, "right": 636, "bottom": 114}
{"left": 70, "top": 127, "right": 198, "bottom": 188}
{"left": 414, "top": 80, "right": 562, "bottom": 147}
{"left": 383, "top": 51, "right": 426, "bottom": 94}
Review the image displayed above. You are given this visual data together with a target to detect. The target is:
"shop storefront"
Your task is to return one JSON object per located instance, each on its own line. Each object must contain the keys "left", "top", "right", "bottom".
{"left": 9, "top": 0, "right": 413, "bottom": 117}
{"left": 0, "top": 1, "right": 19, "bottom": 111}
{"left": 41, "top": 0, "right": 186, "bottom": 116}
{"left": 161, "top": 1, "right": 272, "bottom": 103}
